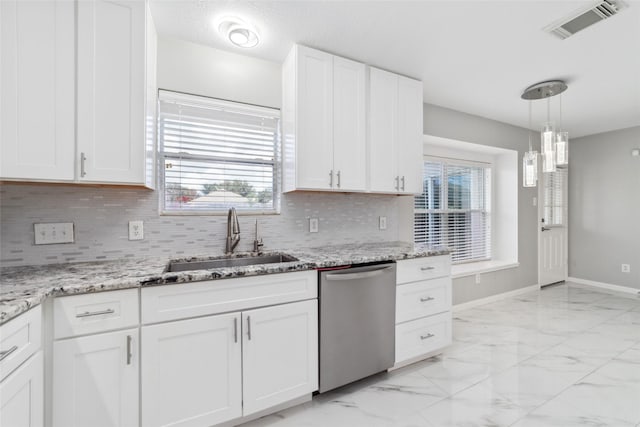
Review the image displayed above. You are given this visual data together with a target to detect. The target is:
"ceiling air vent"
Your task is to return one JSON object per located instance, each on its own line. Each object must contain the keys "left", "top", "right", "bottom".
{"left": 544, "top": 0, "right": 626, "bottom": 39}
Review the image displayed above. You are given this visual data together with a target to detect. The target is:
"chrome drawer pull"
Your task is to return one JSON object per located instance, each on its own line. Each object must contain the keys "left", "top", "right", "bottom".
{"left": 233, "top": 318, "right": 238, "bottom": 343}
{"left": 126, "top": 335, "right": 133, "bottom": 365}
{"left": 76, "top": 308, "right": 115, "bottom": 318}
{"left": 420, "top": 296, "right": 435, "bottom": 302}
{"left": 420, "top": 266, "right": 435, "bottom": 271}
{"left": 420, "top": 333, "right": 435, "bottom": 340}
{"left": 247, "top": 316, "right": 252, "bottom": 340}
{"left": 0, "top": 345, "right": 18, "bottom": 361}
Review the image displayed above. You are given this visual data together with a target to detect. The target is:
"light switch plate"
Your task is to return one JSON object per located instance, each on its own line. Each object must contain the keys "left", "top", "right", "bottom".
{"left": 34, "top": 223, "right": 75, "bottom": 245}
{"left": 309, "top": 218, "right": 319, "bottom": 233}
{"left": 129, "top": 221, "right": 144, "bottom": 240}
{"left": 622, "top": 264, "right": 631, "bottom": 273}
{"left": 379, "top": 216, "right": 387, "bottom": 230}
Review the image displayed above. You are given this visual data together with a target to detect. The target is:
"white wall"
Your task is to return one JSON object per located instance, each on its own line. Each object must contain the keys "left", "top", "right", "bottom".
{"left": 157, "top": 37, "right": 282, "bottom": 108}
{"left": 421, "top": 104, "right": 538, "bottom": 305}
{"left": 569, "top": 126, "right": 640, "bottom": 290}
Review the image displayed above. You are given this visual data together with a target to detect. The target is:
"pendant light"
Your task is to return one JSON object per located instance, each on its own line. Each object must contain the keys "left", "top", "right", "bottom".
{"left": 523, "top": 101, "right": 538, "bottom": 187}
{"left": 520, "top": 80, "right": 569, "bottom": 187}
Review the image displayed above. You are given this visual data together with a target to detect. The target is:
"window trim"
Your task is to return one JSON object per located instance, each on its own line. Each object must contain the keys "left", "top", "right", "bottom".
{"left": 415, "top": 155, "right": 493, "bottom": 264}
{"left": 157, "top": 90, "right": 282, "bottom": 216}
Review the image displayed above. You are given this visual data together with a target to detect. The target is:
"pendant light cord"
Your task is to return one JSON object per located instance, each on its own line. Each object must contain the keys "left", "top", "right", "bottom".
{"left": 528, "top": 101, "right": 533, "bottom": 152}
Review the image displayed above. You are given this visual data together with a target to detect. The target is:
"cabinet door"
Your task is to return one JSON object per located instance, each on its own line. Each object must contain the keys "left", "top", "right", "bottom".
{"left": 295, "top": 45, "right": 334, "bottom": 190}
{"left": 77, "top": 0, "right": 145, "bottom": 184}
{"left": 53, "top": 329, "right": 138, "bottom": 427}
{"left": 142, "top": 313, "right": 242, "bottom": 427}
{"left": 0, "top": 352, "right": 43, "bottom": 427}
{"left": 333, "top": 56, "right": 366, "bottom": 192}
{"left": 0, "top": 0, "right": 74, "bottom": 181}
{"left": 242, "top": 300, "right": 318, "bottom": 416}
{"left": 397, "top": 76, "right": 423, "bottom": 194}
{"left": 368, "top": 67, "right": 398, "bottom": 193}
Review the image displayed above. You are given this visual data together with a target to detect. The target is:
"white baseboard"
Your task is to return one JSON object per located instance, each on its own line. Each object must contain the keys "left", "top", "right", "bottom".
{"left": 453, "top": 284, "right": 540, "bottom": 312}
{"left": 567, "top": 277, "right": 640, "bottom": 296}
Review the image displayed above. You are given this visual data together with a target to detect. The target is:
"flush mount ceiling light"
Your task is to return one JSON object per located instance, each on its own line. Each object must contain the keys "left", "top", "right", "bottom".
{"left": 521, "top": 80, "right": 569, "bottom": 188}
{"left": 217, "top": 17, "right": 260, "bottom": 48}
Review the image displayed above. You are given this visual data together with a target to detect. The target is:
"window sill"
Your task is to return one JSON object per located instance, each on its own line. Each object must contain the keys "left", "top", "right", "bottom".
{"left": 451, "top": 260, "right": 519, "bottom": 279}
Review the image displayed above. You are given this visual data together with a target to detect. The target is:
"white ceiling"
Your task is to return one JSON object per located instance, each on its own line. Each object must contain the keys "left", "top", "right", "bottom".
{"left": 150, "top": 0, "right": 640, "bottom": 138}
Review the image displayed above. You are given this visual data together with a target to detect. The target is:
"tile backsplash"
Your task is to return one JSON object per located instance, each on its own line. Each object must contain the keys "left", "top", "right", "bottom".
{"left": 0, "top": 184, "right": 404, "bottom": 267}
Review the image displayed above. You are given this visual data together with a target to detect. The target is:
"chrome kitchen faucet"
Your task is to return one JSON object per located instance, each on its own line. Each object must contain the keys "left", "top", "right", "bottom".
{"left": 225, "top": 207, "right": 240, "bottom": 254}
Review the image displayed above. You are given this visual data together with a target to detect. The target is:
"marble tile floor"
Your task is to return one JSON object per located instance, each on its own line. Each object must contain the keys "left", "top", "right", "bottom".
{"left": 241, "top": 282, "right": 640, "bottom": 427}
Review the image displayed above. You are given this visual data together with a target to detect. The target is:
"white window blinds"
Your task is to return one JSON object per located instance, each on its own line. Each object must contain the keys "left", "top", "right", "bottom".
{"left": 415, "top": 159, "right": 492, "bottom": 263}
{"left": 158, "top": 91, "right": 280, "bottom": 213}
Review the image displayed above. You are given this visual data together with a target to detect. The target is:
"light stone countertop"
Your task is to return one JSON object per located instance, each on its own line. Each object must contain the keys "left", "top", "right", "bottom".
{"left": 0, "top": 241, "right": 449, "bottom": 325}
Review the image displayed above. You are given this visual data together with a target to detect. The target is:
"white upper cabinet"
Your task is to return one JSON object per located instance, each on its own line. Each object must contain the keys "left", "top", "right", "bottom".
{"left": 0, "top": 0, "right": 156, "bottom": 187}
{"left": 397, "top": 75, "right": 424, "bottom": 194}
{"left": 368, "top": 67, "right": 423, "bottom": 194}
{"left": 0, "top": 0, "right": 75, "bottom": 181}
{"left": 368, "top": 68, "right": 399, "bottom": 193}
{"left": 77, "top": 0, "right": 148, "bottom": 185}
{"left": 332, "top": 56, "right": 367, "bottom": 191}
{"left": 282, "top": 45, "right": 366, "bottom": 192}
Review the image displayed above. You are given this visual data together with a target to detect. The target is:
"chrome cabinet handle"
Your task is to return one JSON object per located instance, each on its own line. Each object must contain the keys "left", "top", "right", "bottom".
{"left": 395, "top": 176, "right": 399, "bottom": 190}
{"left": 247, "top": 316, "right": 252, "bottom": 340}
{"left": 233, "top": 317, "right": 238, "bottom": 343}
{"left": 420, "top": 333, "right": 435, "bottom": 340}
{"left": 0, "top": 345, "right": 18, "bottom": 361}
{"left": 401, "top": 176, "right": 405, "bottom": 191}
{"left": 80, "top": 152, "right": 87, "bottom": 177}
{"left": 325, "top": 266, "right": 394, "bottom": 281}
{"left": 420, "top": 266, "right": 435, "bottom": 271}
{"left": 126, "top": 335, "right": 132, "bottom": 365}
{"left": 329, "top": 170, "right": 333, "bottom": 187}
{"left": 76, "top": 308, "right": 115, "bottom": 318}
{"left": 336, "top": 170, "right": 341, "bottom": 188}
{"left": 420, "top": 296, "right": 435, "bottom": 302}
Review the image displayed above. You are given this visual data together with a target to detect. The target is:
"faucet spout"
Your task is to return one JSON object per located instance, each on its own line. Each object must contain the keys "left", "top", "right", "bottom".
{"left": 225, "top": 207, "right": 240, "bottom": 254}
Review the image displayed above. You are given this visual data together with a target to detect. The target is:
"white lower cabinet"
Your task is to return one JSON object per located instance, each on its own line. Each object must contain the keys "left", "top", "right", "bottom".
{"left": 0, "top": 351, "right": 43, "bottom": 427}
{"left": 52, "top": 328, "right": 139, "bottom": 427}
{"left": 141, "top": 299, "right": 318, "bottom": 426}
{"left": 394, "top": 256, "right": 452, "bottom": 368}
{"left": 242, "top": 300, "right": 318, "bottom": 416}
{"left": 141, "top": 313, "right": 242, "bottom": 427}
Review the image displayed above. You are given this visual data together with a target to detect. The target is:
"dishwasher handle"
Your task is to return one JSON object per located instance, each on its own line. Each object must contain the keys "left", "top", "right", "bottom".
{"left": 325, "top": 266, "right": 394, "bottom": 281}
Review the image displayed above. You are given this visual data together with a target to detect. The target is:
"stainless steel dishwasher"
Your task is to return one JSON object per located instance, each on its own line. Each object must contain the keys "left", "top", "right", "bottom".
{"left": 318, "top": 262, "right": 396, "bottom": 393}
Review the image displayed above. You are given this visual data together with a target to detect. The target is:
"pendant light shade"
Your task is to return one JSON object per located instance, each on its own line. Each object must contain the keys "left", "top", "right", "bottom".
{"left": 523, "top": 151, "right": 538, "bottom": 187}
{"left": 556, "top": 131, "right": 569, "bottom": 166}
{"left": 520, "top": 80, "right": 569, "bottom": 187}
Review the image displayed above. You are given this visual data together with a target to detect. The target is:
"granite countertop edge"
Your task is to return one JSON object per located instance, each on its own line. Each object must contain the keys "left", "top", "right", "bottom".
{"left": 0, "top": 242, "right": 450, "bottom": 325}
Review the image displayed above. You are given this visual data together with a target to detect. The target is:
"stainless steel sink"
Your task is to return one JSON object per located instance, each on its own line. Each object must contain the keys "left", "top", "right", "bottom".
{"left": 166, "top": 254, "right": 299, "bottom": 272}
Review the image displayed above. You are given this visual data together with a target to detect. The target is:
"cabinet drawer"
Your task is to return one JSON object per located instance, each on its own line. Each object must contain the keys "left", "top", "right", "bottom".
{"left": 396, "top": 276, "right": 451, "bottom": 323}
{"left": 0, "top": 306, "right": 42, "bottom": 382}
{"left": 395, "top": 312, "right": 452, "bottom": 365}
{"left": 396, "top": 255, "right": 450, "bottom": 284}
{"left": 142, "top": 271, "right": 318, "bottom": 324}
{"left": 54, "top": 289, "right": 139, "bottom": 339}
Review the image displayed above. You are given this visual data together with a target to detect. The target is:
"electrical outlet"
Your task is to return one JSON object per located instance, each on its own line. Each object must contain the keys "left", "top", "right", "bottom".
{"left": 379, "top": 216, "right": 387, "bottom": 230}
{"left": 532, "top": 197, "right": 537, "bottom": 207}
{"left": 475, "top": 274, "right": 481, "bottom": 284}
{"left": 128, "top": 221, "right": 144, "bottom": 240}
{"left": 34, "top": 223, "right": 75, "bottom": 245}
{"left": 622, "top": 264, "right": 631, "bottom": 273}
{"left": 309, "top": 218, "right": 319, "bottom": 233}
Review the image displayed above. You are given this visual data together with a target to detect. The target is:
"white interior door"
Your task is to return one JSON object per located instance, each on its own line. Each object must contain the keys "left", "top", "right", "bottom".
{"left": 538, "top": 167, "right": 568, "bottom": 286}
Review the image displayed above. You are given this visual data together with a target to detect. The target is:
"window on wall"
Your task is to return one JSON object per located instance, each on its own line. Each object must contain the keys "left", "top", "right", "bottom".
{"left": 158, "top": 90, "right": 281, "bottom": 214}
{"left": 414, "top": 158, "right": 492, "bottom": 263}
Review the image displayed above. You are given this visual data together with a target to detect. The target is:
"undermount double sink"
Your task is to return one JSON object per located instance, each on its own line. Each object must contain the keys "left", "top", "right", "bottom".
{"left": 166, "top": 253, "right": 299, "bottom": 273}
